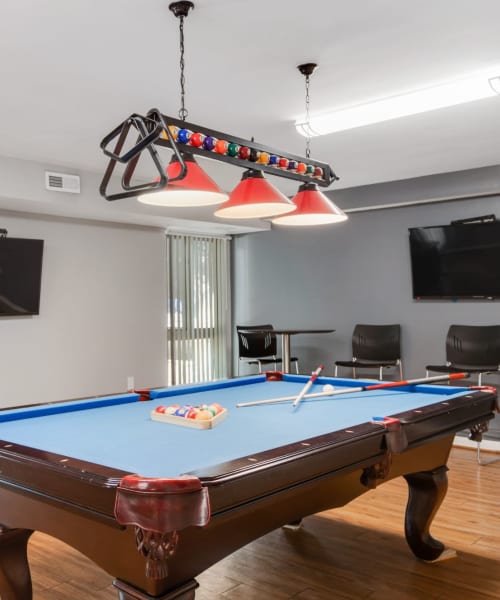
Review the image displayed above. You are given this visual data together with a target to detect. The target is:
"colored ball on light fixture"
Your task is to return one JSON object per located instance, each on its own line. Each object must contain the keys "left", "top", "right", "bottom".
{"left": 177, "top": 128, "right": 191, "bottom": 144}
{"left": 249, "top": 148, "right": 259, "bottom": 162}
{"left": 214, "top": 139, "right": 229, "bottom": 154}
{"left": 238, "top": 146, "right": 251, "bottom": 160}
{"left": 278, "top": 157, "right": 289, "bottom": 169}
{"left": 227, "top": 142, "right": 240, "bottom": 157}
{"left": 203, "top": 136, "right": 217, "bottom": 151}
{"left": 190, "top": 132, "right": 204, "bottom": 147}
{"left": 296, "top": 162, "right": 307, "bottom": 174}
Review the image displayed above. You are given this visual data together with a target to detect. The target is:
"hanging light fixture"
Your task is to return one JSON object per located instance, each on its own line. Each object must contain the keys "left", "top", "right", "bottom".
{"left": 215, "top": 168, "right": 295, "bottom": 219}
{"left": 272, "top": 64, "right": 347, "bottom": 227}
{"left": 137, "top": 1, "right": 227, "bottom": 207}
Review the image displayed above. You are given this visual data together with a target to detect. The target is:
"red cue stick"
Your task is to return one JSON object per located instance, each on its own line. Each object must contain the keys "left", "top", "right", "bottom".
{"left": 292, "top": 365, "right": 324, "bottom": 408}
{"left": 236, "top": 372, "right": 469, "bottom": 408}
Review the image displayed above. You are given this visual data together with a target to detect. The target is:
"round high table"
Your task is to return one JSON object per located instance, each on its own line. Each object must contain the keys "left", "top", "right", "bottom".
{"left": 242, "top": 328, "right": 335, "bottom": 373}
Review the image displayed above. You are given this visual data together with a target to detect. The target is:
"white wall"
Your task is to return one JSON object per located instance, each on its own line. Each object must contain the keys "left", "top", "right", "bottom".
{"left": 0, "top": 212, "right": 167, "bottom": 407}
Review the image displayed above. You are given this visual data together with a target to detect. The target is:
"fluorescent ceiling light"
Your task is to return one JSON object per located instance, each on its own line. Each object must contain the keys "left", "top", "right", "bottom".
{"left": 296, "top": 72, "right": 500, "bottom": 137}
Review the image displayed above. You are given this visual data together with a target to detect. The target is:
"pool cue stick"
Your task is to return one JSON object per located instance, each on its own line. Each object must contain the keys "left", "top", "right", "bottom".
{"left": 236, "top": 372, "right": 469, "bottom": 408}
{"left": 292, "top": 365, "right": 324, "bottom": 409}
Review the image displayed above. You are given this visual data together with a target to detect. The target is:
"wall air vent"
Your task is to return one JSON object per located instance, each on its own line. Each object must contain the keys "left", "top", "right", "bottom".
{"left": 45, "top": 171, "right": 81, "bottom": 194}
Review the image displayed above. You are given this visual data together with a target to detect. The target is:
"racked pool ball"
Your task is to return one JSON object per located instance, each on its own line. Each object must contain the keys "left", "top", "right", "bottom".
{"left": 322, "top": 384, "right": 335, "bottom": 393}
{"left": 195, "top": 409, "right": 213, "bottom": 421}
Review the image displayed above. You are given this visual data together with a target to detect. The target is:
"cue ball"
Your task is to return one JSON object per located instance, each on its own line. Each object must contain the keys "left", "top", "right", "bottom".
{"left": 322, "top": 384, "right": 335, "bottom": 393}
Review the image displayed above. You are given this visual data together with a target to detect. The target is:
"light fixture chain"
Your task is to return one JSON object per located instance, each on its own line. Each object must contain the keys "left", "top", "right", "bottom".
{"left": 305, "top": 74, "right": 311, "bottom": 159}
{"left": 178, "top": 14, "right": 188, "bottom": 121}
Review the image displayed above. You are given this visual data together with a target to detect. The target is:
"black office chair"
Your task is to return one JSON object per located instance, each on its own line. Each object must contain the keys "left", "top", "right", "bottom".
{"left": 236, "top": 324, "right": 299, "bottom": 375}
{"left": 425, "top": 325, "right": 500, "bottom": 385}
{"left": 426, "top": 324, "right": 500, "bottom": 466}
{"left": 335, "top": 324, "right": 403, "bottom": 380}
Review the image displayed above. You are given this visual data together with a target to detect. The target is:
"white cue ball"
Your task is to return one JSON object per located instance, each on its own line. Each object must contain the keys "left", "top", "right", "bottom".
{"left": 322, "top": 384, "right": 335, "bottom": 393}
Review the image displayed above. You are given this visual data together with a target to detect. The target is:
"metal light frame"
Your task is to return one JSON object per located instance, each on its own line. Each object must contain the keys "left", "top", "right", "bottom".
{"left": 100, "top": 109, "right": 338, "bottom": 202}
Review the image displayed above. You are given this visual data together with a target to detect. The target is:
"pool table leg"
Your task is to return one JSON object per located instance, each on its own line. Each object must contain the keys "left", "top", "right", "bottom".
{"left": 0, "top": 527, "right": 33, "bottom": 600}
{"left": 113, "top": 578, "right": 198, "bottom": 600}
{"left": 403, "top": 465, "right": 449, "bottom": 561}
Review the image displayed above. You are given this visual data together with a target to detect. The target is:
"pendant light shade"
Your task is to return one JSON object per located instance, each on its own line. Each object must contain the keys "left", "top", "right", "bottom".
{"left": 214, "top": 169, "right": 296, "bottom": 219}
{"left": 271, "top": 182, "right": 347, "bottom": 226}
{"left": 138, "top": 153, "right": 228, "bottom": 207}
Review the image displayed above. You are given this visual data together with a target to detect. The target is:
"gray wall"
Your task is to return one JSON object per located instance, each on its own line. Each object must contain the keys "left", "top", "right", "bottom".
{"left": 0, "top": 211, "right": 167, "bottom": 407}
{"left": 232, "top": 165, "right": 500, "bottom": 386}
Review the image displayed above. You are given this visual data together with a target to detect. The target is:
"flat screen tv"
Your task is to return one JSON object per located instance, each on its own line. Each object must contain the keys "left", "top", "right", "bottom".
{"left": 0, "top": 237, "right": 44, "bottom": 315}
{"left": 409, "top": 220, "right": 500, "bottom": 300}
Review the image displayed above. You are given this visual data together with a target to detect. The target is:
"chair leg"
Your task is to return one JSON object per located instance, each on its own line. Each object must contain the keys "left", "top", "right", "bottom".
{"left": 334, "top": 365, "right": 339, "bottom": 377}
{"left": 478, "top": 373, "right": 482, "bottom": 386}
{"left": 399, "top": 360, "right": 403, "bottom": 380}
{"left": 477, "top": 441, "right": 500, "bottom": 466}
{"left": 379, "top": 366, "right": 383, "bottom": 380}
{"left": 295, "top": 361, "right": 299, "bottom": 374}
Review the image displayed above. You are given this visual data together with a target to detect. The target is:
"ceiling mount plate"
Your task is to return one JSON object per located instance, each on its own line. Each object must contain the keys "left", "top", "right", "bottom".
{"left": 169, "top": 1, "right": 194, "bottom": 18}
{"left": 297, "top": 63, "right": 318, "bottom": 77}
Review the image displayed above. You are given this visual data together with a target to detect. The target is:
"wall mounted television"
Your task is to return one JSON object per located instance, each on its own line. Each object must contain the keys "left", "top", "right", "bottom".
{"left": 0, "top": 237, "right": 44, "bottom": 315}
{"left": 409, "top": 218, "right": 500, "bottom": 300}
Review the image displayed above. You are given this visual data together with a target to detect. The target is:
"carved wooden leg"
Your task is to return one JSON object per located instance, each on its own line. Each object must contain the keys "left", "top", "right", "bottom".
{"left": 113, "top": 579, "right": 198, "bottom": 600}
{"left": 403, "top": 466, "right": 449, "bottom": 561}
{"left": 0, "top": 527, "right": 34, "bottom": 600}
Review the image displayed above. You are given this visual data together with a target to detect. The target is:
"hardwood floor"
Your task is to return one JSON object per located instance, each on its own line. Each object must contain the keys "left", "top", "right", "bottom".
{"left": 27, "top": 447, "right": 500, "bottom": 600}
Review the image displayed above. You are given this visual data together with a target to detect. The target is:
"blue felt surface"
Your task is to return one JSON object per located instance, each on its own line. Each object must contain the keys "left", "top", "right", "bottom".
{"left": 0, "top": 376, "right": 470, "bottom": 478}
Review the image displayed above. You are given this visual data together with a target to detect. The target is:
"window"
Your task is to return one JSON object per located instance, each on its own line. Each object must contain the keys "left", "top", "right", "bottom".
{"left": 167, "top": 233, "right": 231, "bottom": 384}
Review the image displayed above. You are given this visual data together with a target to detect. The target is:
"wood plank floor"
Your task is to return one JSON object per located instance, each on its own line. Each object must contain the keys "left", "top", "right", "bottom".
{"left": 28, "top": 447, "right": 500, "bottom": 600}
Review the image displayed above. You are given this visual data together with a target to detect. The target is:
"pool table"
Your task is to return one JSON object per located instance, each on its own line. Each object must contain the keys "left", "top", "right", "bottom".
{"left": 0, "top": 373, "right": 496, "bottom": 600}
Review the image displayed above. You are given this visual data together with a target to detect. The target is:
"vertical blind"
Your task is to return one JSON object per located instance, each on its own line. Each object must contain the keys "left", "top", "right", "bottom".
{"left": 167, "top": 233, "right": 231, "bottom": 385}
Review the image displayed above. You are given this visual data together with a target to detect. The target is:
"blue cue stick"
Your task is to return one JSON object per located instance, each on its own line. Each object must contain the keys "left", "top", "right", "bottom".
{"left": 292, "top": 365, "right": 324, "bottom": 409}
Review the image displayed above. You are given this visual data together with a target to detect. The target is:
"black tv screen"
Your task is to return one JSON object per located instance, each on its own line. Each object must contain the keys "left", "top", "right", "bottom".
{"left": 0, "top": 237, "right": 44, "bottom": 315}
{"left": 409, "top": 220, "right": 500, "bottom": 299}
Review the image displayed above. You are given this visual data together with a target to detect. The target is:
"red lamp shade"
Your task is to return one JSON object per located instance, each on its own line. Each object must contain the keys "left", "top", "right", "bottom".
{"left": 271, "top": 183, "right": 348, "bottom": 226}
{"left": 138, "top": 154, "right": 228, "bottom": 206}
{"left": 214, "top": 169, "right": 295, "bottom": 219}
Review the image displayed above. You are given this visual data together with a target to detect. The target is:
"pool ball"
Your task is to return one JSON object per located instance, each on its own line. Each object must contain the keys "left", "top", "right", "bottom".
{"left": 190, "top": 132, "right": 205, "bottom": 147}
{"left": 203, "top": 136, "right": 217, "bottom": 151}
{"left": 214, "top": 139, "right": 229, "bottom": 154}
{"left": 227, "top": 143, "right": 240, "bottom": 157}
{"left": 238, "top": 146, "right": 251, "bottom": 160}
{"left": 195, "top": 409, "right": 213, "bottom": 421}
{"left": 174, "top": 406, "right": 191, "bottom": 417}
{"left": 322, "top": 384, "right": 335, "bottom": 393}
{"left": 186, "top": 407, "right": 199, "bottom": 419}
{"left": 177, "top": 128, "right": 191, "bottom": 144}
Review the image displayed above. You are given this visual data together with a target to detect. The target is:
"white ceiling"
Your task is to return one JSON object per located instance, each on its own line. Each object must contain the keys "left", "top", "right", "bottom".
{"left": 1, "top": 0, "right": 500, "bottom": 231}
